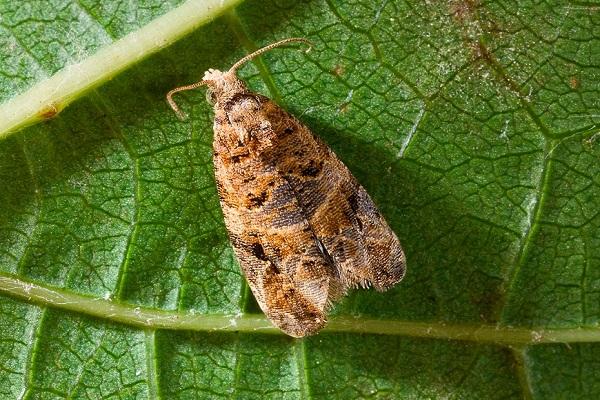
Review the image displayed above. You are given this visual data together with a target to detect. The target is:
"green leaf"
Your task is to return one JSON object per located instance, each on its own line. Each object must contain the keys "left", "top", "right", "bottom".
{"left": 1, "top": 0, "right": 599, "bottom": 398}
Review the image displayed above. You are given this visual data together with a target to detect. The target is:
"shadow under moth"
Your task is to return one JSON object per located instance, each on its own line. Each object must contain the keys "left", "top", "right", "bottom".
{"left": 167, "top": 38, "right": 406, "bottom": 337}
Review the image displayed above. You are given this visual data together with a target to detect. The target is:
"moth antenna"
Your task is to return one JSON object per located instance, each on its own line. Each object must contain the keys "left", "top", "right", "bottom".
{"left": 166, "top": 80, "right": 208, "bottom": 120}
{"left": 228, "top": 37, "right": 313, "bottom": 73}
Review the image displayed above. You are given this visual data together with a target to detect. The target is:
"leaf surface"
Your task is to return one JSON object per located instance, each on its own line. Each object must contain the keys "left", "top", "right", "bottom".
{"left": 1, "top": 0, "right": 599, "bottom": 398}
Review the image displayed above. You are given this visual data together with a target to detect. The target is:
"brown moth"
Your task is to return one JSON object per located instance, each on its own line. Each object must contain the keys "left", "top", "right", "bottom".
{"left": 167, "top": 38, "right": 406, "bottom": 337}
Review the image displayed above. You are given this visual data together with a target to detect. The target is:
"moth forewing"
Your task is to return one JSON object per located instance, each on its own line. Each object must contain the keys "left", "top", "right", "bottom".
{"left": 167, "top": 38, "right": 406, "bottom": 337}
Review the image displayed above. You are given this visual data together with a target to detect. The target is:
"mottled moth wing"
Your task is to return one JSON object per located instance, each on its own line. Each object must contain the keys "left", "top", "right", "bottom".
{"left": 164, "top": 38, "right": 406, "bottom": 337}
{"left": 213, "top": 92, "right": 405, "bottom": 337}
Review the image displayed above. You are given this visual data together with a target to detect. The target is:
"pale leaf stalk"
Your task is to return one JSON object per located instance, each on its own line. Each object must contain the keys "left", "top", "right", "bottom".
{"left": 0, "top": 0, "right": 243, "bottom": 139}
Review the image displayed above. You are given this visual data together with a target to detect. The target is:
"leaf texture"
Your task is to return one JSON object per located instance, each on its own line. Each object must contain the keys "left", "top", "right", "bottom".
{"left": 1, "top": 0, "right": 599, "bottom": 398}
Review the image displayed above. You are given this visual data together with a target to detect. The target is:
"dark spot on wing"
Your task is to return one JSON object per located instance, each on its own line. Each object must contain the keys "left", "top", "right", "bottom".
{"left": 265, "top": 262, "right": 281, "bottom": 275}
{"left": 301, "top": 160, "right": 323, "bottom": 177}
{"left": 248, "top": 191, "right": 269, "bottom": 207}
{"left": 231, "top": 152, "right": 249, "bottom": 163}
{"left": 347, "top": 192, "right": 360, "bottom": 213}
{"left": 250, "top": 242, "right": 269, "bottom": 261}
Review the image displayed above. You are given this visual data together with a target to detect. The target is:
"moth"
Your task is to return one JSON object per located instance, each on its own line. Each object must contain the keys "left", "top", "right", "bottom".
{"left": 167, "top": 38, "right": 406, "bottom": 337}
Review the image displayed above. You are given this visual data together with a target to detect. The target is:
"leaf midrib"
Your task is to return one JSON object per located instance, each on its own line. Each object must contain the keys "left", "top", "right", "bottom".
{"left": 2, "top": 274, "right": 599, "bottom": 345}
{"left": 0, "top": 0, "right": 244, "bottom": 138}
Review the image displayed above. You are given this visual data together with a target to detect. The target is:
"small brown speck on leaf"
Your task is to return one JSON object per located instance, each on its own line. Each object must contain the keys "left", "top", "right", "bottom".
{"left": 332, "top": 64, "right": 344, "bottom": 76}
{"left": 570, "top": 76, "right": 579, "bottom": 89}
{"left": 39, "top": 102, "right": 60, "bottom": 120}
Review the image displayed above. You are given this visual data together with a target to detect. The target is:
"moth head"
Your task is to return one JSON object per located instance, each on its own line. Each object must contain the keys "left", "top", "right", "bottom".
{"left": 166, "top": 37, "right": 312, "bottom": 120}
{"left": 202, "top": 69, "right": 246, "bottom": 105}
